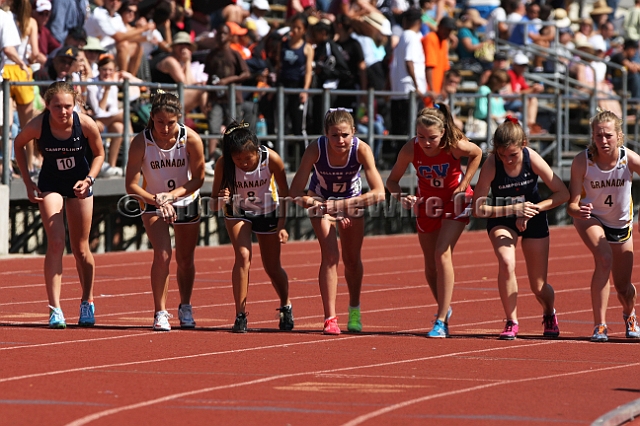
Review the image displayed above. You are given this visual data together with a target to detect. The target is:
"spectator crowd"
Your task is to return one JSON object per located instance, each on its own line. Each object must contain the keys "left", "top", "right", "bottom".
{"left": 1, "top": 0, "right": 640, "bottom": 177}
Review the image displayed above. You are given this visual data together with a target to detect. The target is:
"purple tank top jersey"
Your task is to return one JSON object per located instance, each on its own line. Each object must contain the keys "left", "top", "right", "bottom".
{"left": 308, "top": 136, "right": 362, "bottom": 199}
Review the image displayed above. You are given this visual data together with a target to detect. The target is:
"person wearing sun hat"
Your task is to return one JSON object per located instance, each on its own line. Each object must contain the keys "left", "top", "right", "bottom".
{"left": 589, "top": 0, "right": 614, "bottom": 26}
{"left": 81, "top": 36, "right": 106, "bottom": 77}
{"left": 149, "top": 31, "right": 206, "bottom": 114}
{"left": 589, "top": 0, "right": 613, "bottom": 30}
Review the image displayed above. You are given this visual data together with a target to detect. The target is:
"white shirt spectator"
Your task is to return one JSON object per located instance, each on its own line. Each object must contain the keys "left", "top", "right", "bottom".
{"left": 486, "top": 6, "right": 506, "bottom": 40}
{"left": 85, "top": 76, "right": 120, "bottom": 118}
{"left": 246, "top": 13, "right": 270, "bottom": 39}
{"left": 389, "top": 28, "right": 425, "bottom": 99}
{"left": 0, "top": 9, "right": 21, "bottom": 83}
{"left": 84, "top": 6, "right": 126, "bottom": 51}
{"left": 506, "top": 11, "right": 523, "bottom": 38}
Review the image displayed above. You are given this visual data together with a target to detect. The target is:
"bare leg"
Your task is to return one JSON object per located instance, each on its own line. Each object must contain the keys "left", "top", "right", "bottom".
{"left": 142, "top": 214, "right": 173, "bottom": 312}
{"left": 39, "top": 192, "right": 66, "bottom": 307}
{"left": 174, "top": 222, "right": 200, "bottom": 306}
{"left": 65, "top": 196, "right": 96, "bottom": 301}
{"left": 489, "top": 226, "right": 520, "bottom": 322}
{"left": 258, "top": 232, "right": 290, "bottom": 307}
{"left": 310, "top": 216, "right": 340, "bottom": 319}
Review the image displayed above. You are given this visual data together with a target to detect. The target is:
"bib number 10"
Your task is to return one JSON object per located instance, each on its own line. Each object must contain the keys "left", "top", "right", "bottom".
{"left": 56, "top": 157, "right": 76, "bottom": 171}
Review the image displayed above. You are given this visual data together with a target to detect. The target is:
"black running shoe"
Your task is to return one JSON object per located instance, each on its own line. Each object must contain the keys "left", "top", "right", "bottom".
{"left": 277, "top": 305, "right": 294, "bottom": 331}
{"left": 232, "top": 312, "right": 248, "bottom": 333}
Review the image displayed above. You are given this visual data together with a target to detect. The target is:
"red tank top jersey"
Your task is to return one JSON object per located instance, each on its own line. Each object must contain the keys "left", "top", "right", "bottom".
{"left": 411, "top": 138, "right": 467, "bottom": 198}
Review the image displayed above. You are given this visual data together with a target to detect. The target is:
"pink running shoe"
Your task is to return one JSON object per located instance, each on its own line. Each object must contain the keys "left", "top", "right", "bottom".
{"left": 323, "top": 317, "right": 341, "bottom": 335}
{"left": 499, "top": 320, "right": 519, "bottom": 340}
{"left": 542, "top": 312, "right": 560, "bottom": 337}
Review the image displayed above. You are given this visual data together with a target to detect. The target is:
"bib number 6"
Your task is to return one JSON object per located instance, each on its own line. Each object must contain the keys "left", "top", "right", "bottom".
{"left": 431, "top": 178, "right": 444, "bottom": 188}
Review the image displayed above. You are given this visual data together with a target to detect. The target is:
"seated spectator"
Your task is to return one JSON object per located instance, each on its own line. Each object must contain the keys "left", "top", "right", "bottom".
{"left": 608, "top": 39, "right": 640, "bottom": 100}
{"left": 46, "top": 45, "right": 78, "bottom": 81}
{"left": 508, "top": 3, "right": 545, "bottom": 49}
{"left": 227, "top": 21, "right": 252, "bottom": 60}
{"left": 589, "top": 0, "right": 612, "bottom": 31}
{"left": 504, "top": 53, "right": 547, "bottom": 135}
{"left": 84, "top": 0, "right": 155, "bottom": 73}
{"left": 32, "top": 0, "right": 59, "bottom": 60}
{"left": 574, "top": 18, "right": 595, "bottom": 45}
{"left": 572, "top": 39, "right": 622, "bottom": 117}
{"left": 435, "top": 69, "right": 464, "bottom": 130}
{"left": 203, "top": 23, "right": 251, "bottom": 173}
{"left": 479, "top": 51, "right": 509, "bottom": 86}
{"left": 474, "top": 68, "right": 510, "bottom": 125}
{"left": 82, "top": 36, "right": 106, "bottom": 78}
{"left": 245, "top": 0, "right": 271, "bottom": 41}
{"left": 117, "top": 0, "right": 144, "bottom": 76}
{"left": 625, "top": 0, "right": 640, "bottom": 42}
{"left": 149, "top": 31, "right": 207, "bottom": 114}
{"left": 456, "top": 8, "right": 490, "bottom": 76}
{"left": 86, "top": 55, "right": 141, "bottom": 177}
{"left": 48, "top": 25, "right": 87, "bottom": 59}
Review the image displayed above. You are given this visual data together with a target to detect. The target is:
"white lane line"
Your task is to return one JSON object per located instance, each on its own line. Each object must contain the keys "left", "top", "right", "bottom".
{"left": 63, "top": 341, "right": 558, "bottom": 426}
{"left": 341, "top": 361, "right": 640, "bottom": 426}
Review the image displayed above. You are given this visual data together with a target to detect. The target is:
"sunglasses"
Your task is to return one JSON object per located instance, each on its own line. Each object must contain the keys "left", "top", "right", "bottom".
{"left": 37, "top": 10, "right": 50, "bottom": 16}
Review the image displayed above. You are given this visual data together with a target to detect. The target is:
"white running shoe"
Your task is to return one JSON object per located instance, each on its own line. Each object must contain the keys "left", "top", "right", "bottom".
{"left": 178, "top": 304, "right": 196, "bottom": 329}
{"left": 204, "top": 160, "right": 215, "bottom": 176}
{"left": 153, "top": 310, "right": 172, "bottom": 331}
{"left": 99, "top": 164, "right": 123, "bottom": 177}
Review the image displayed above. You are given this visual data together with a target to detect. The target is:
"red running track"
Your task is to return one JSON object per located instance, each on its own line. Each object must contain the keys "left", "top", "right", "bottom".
{"left": 1, "top": 226, "right": 639, "bottom": 425}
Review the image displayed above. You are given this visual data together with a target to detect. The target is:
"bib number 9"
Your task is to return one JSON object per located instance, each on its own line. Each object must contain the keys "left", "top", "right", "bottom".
{"left": 56, "top": 157, "right": 76, "bottom": 171}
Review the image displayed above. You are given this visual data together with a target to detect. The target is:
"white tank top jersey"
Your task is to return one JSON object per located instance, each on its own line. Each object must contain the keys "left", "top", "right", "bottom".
{"left": 581, "top": 147, "right": 633, "bottom": 229}
{"left": 140, "top": 124, "right": 199, "bottom": 207}
{"left": 232, "top": 146, "right": 278, "bottom": 216}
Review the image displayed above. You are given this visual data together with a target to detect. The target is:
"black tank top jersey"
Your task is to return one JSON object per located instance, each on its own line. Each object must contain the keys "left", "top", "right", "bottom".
{"left": 280, "top": 39, "right": 306, "bottom": 84}
{"left": 37, "top": 111, "right": 91, "bottom": 197}
{"left": 490, "top": 147, "right": 542, "bottom": 205}
{"left": 487, "top": 147, "right": 548, "bottom": 238}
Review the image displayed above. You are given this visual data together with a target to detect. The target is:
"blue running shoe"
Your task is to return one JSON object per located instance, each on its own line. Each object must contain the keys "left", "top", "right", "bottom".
{"left": 624, "top": 311, "right": 640, "bottom": 338}
{"left": 48, "top": 305, "right": 66, "bottom": 329}
{"left": 78, "top": 301, "right": 95, "bottom": 327}
{"left": 591, "top": 324, "right": 608, "bottom": 342}
{"left": 427, "top": 319, "right": 449, "bottom": 338}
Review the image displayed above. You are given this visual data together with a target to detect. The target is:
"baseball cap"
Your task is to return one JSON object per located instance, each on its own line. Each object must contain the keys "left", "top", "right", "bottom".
{"left": 252, "top": 0, "right": 270, "bottom": 11}
{"left": 35, "top": 0, "right": 51, "bottom": 12}
{"left": 227, "top": 21, "right": 248, "bottom": 36}
{"left": 56, "top": 45, "right": 79, "bottom": 59}
{"left": 494, "top": 52, "right": 508, "bottom": 61}
{"left": 513, "top": 53, "right": 529, "bottom": 65}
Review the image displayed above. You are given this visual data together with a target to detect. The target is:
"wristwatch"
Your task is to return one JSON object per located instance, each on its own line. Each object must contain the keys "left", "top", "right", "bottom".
{"left": 86, "top": 175, "right": 96, "bottom": 186}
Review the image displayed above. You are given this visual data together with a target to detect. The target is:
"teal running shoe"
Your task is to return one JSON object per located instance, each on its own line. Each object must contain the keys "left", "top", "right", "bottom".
{"left": 427, "top": 319, "right": 449, "bottom": 338}
{"left": 48, "top": 306, "right": 66, "bottom": 329}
